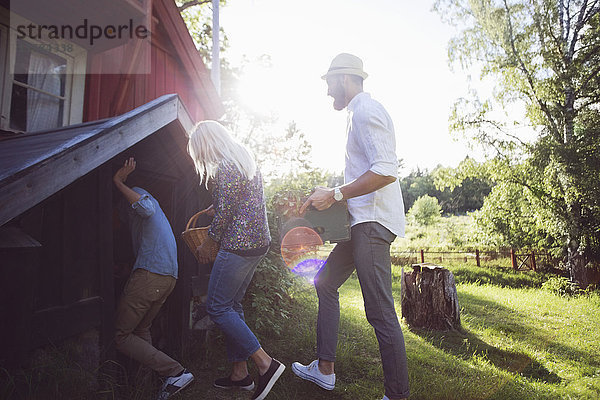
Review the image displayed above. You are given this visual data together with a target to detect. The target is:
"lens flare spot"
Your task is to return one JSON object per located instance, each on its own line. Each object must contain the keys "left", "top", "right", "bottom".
{"left": 291, "top": 257, "right": 326, "bottom": 282}
{"left": 281, "top": 226, "right": 325, "bottom": 281}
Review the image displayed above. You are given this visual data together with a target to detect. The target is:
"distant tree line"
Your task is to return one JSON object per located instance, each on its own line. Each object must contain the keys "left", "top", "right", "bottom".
{"left": 399, "top": 159, "right": 492, "bottom": 215}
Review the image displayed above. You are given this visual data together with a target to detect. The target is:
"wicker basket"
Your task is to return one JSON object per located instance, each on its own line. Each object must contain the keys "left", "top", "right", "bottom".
{"left": 181, "top": 208, "right": 219, "bottom": 262}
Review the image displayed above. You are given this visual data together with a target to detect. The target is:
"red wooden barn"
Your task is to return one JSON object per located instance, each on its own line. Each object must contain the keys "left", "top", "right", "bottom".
{"left": 0, "top": 0, "right": 222, "bottom": 380}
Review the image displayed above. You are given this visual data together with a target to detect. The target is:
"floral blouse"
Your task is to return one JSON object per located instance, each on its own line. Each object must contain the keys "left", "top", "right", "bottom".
{"left": 208, "top": 161, "right": 271, "bottom": 252}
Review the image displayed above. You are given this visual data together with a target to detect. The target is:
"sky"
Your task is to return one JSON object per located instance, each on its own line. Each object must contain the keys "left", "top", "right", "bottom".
{"left": 219, "top": 0, "right": 483, "bottom": 175}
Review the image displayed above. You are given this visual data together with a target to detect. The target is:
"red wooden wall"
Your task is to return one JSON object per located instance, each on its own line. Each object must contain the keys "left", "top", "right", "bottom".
{"left": 83, "top": 0, "right": 221, "bottom": 123}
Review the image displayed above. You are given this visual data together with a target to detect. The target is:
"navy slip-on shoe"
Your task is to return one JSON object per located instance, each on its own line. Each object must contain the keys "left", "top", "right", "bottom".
{"left": 252, "top": 358, "right": 285, "bottom": 400}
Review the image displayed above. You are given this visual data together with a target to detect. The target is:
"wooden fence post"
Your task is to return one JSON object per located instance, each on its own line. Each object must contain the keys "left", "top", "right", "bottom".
{"left": 420, "top": 249, "right": 425, "bottom": 263}
{"left": 531, "top": 251, "right": 537, "bottom": 271}
{"left": 511, "top": 248, "right": 517, "bottom": 270}
{"left": 476, "top": 249, "right": 480, "bottom": 267}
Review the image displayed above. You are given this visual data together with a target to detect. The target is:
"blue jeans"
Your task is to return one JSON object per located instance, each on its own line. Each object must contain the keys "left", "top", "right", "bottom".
{"left": 314, "top": 222, "right": 410, "bottom": 399}
{"left": 206, "top": 249, "right": 265, "bottom": 362}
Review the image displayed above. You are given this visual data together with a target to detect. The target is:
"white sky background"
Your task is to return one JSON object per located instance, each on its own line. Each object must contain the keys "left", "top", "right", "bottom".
{"left": 219, "top": 0, "right": 484, "bottom": 175}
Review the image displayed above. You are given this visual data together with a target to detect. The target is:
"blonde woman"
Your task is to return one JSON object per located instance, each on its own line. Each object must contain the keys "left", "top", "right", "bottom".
{"left": 188, "top": 120, "right": 284, "bottom": 400}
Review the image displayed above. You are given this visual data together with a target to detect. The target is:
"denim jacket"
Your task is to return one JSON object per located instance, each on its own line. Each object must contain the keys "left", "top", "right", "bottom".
{"left": 126, "top": 187, "right": 178, "bottom": 278}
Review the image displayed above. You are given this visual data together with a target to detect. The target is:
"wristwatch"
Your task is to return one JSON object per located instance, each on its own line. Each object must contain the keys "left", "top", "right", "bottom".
{"left": 333, "top": 187, "right": 344, "bottom": 201}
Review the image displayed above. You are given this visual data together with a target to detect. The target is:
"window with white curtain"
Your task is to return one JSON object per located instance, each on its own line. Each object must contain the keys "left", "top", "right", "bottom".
{"left": 10, "top": 40, "right": 67, "bottom": 131}
{"left": 0, "top": 12, "right": 86, "bottom": 133}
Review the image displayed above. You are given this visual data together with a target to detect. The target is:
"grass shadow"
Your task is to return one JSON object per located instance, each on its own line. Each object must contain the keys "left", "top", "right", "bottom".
{"left": 457, "top": 290, "right": 600, "bottom": 371}
{"left": 410, "top": 327, "right": 561, "bottom": 384}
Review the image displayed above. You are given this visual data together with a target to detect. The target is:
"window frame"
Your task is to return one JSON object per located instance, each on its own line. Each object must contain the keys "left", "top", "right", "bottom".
{"left": 0, "top": 8, "right": 86, "bottom": 132}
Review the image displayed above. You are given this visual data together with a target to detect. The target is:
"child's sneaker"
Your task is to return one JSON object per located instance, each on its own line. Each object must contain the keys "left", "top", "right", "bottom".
{"left": 157, "top": 369, "right": 194, "bottom": 400}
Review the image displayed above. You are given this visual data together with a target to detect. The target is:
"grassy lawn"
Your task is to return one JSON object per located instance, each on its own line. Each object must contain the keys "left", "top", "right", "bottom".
{"left": 112, "top": 216, "right": 600, "bottom": 399}
{"left": 174, "top": 216, "right": 600, "bottom": 399}
{"left": 393, "top": 215, "right": 481, "bottom": 252}
{"left": 4, "top": 262, "right": 599, "bottom": 399}
{"left": 168, "top": 262, "right": 600, "bottom": 400}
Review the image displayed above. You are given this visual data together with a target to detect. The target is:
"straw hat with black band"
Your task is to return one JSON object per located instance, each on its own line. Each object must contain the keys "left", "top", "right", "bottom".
{"left": 321, "top": 53, "right": 368, "bottom": 80}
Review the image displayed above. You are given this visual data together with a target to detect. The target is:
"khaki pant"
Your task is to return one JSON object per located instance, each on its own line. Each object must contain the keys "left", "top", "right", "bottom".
{"left": 115, "top": 268, "right": 182, "bottom": 377}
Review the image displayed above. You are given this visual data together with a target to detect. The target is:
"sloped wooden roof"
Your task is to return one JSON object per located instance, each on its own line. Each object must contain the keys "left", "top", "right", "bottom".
{"left": 0, "top": 94, "right": 193, "bottom": 226}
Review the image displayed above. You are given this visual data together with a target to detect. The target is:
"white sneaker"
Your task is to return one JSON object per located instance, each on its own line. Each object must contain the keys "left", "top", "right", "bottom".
{"left": 157, "top": 369, "right": 194, "bottom": 400}
{"left": 291, "top": 360, "right": 335, "bottom": 390}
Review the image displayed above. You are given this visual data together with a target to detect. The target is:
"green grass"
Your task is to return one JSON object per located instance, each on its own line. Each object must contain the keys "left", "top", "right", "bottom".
{"left": 4, "top": 263, "right": 599, "bottom": 399}
{"left": 410, "top": 281, "right": 600, "bottom": 399}
{"left": 393, "top": 215, "right": 481, "bottom": 252}
{"left": 7, "top": 218, "right": 596, "bottom": 399}
{"left": 174, "top": 263, "right": 600, "bottom": 400}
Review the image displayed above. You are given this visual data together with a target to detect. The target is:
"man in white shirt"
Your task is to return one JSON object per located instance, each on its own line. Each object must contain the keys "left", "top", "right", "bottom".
{"left": 293, "top": 53, "right": 409, "bottom": 400}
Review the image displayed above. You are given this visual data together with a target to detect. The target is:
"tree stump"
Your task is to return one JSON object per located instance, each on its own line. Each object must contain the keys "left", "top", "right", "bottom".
{"left": 401, "top": 263, "right": 461, "bottom": 331}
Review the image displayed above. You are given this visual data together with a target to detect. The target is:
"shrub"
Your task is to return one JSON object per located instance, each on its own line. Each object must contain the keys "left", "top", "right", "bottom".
{"left": 408, "top": 195, "right": 442, "bottom": 226}
{"left": 541, "top": 276, "right": 580, "bottom": 296}
{"left": 244, "top": 253, "right": 296, "bottom": 336}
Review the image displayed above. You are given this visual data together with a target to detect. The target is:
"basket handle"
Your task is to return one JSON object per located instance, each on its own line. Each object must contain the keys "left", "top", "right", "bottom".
{"left": 185, "top": 207, "right": 213, "bottom": 230}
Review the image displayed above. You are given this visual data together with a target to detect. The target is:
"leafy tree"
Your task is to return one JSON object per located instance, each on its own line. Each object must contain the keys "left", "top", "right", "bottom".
{"left": 177, "top": 0, "right": 229, "bottom": 65}
{"left": 471, "top": 180, "right": 552, "bottom": 250}
{"left": 434, "top": 0, "right": 600, "bottom": 285}
{"left": 432, "top": 158, "right": 493, "bottom": 213}
{"left": 400, "top": 168, "right": 442, "bottom": 212}
{"left": 265, "top": 169, "right": 338, "bottom": 204}
{"left": 400, "top": 159, "right": 492, "bottom": 214}
{"left": 408, "top": 195, "right": 442, "bottom": 226}
{"left": 177, "top": 2, "right": 314, "bottom": 180}
{"left": 444, "top": 176, "right": 492, "bottom": 212}
{"left": 229, "top": 116, "right": 313, "bottom": 181}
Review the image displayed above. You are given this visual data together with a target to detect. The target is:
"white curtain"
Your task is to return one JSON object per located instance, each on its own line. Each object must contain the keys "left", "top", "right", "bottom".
{"left": 26, "top": 52, "right": 63, "bottom": 132}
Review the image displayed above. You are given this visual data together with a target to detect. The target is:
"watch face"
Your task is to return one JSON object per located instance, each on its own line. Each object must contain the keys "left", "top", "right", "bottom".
{"left": 334, "top": 189, "right": 343, "bottom": 201}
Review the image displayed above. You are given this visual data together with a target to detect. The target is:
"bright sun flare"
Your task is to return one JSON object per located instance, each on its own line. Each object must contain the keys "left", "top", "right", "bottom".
{"left": 237, "top": 64, "right": 279, "bottom": 115}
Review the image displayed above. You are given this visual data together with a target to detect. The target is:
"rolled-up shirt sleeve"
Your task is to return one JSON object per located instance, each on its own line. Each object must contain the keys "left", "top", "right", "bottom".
{"left": 356, "top": 107, "right": 398, "bottom": 178}
{"left": 131, "top": 194, "right": 156, "bottom": 218}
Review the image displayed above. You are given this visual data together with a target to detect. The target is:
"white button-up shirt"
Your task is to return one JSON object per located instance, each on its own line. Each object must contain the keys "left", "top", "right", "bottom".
{"left": 345, "top": 92, "right": 405, "bottom": 237}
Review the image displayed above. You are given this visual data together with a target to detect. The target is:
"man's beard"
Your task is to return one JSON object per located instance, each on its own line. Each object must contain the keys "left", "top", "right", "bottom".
{"left": 331, "top": 86, "right": 347, "bottom": 110}
{"left": 333, "top": 96, "right": 346, "bottom": 111}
